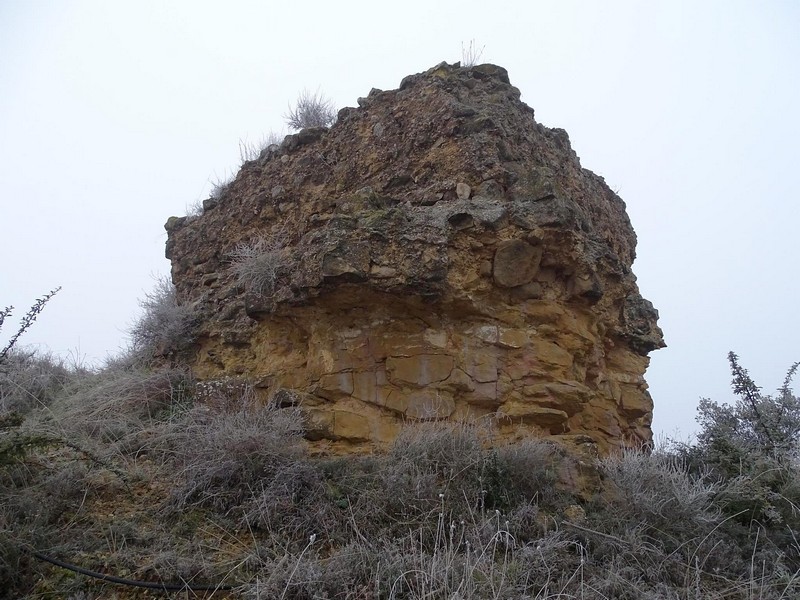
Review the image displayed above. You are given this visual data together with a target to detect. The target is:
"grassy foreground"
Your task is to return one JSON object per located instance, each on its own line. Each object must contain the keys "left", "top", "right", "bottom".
{"left": 1, "top": 348, "right": 799, "bottom": 599}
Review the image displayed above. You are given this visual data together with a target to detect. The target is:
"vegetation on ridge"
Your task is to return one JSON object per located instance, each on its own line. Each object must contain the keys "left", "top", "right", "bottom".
{"left": 0, "top": 285, "right": 798, "bottom": 598}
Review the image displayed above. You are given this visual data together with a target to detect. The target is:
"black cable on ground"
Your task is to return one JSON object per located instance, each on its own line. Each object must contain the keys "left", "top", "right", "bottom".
{"left": 28, "top": 549, "right": 233, "bottom": 592}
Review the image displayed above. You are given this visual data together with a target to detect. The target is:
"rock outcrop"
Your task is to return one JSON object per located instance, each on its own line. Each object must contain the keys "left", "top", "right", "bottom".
{"left": 165, "top": 62, "right": 664, "bottom": 454}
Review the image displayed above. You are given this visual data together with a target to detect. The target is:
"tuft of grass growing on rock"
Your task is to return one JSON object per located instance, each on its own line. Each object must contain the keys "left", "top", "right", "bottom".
{"left": 460, "top": 39, "right": 485, "bottom": 67}
{"left": 127, "top": 276, "right": 197, "bottom": 365}
{"left": 228, "top": 230, "right": 292, "bottom": 298}
{"left": 284, "top": 89, "right": 336, "bottom": 130}
{"left": 239, "top": 130, "right": 284, "bottom": 164}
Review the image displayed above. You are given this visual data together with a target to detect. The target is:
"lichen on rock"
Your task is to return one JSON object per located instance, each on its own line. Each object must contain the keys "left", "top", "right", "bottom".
{"left": 165, "top": 61, "right": 665, "bottom": 454}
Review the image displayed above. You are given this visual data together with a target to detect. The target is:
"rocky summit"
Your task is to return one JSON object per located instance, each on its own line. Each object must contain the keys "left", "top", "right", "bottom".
{"left": 165, "top": 61, "right": 664, "bottom": 454}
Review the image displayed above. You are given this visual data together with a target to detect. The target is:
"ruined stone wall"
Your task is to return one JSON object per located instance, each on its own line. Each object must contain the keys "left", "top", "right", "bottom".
{"left": 165, "top": 62, "right": 664, "bottom": 454}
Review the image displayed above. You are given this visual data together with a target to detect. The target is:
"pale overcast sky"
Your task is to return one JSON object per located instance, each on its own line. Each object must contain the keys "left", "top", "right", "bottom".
{"left": 1, "top": 1, "right": 798, "bottom": 438}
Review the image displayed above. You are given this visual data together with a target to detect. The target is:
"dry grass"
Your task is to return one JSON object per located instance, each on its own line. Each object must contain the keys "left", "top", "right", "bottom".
{"left": 239, "top": 131, "right": 284, "bottom": 164}
{"left": 209, "top": 173, "right": 235, "bottom": 202}
{"left": 2, "top": 357, "right": 799, "bottom": 598}
{"left": 0, "top": 350, "right": 74, "bottom": 416}
{"left": 228, "top": 230, "right": 292, "bottom": 298}
{"left": 461, "top": 39, "right": 485, "bottom": 67}
{"left": 127, "top": 276, "right": 197, "bottom": 364}
{"left": 284, "top": 89, "right": 336, "bottom": 130}
{"left": 168, "top": 399, "right": 306, "bottom": 513}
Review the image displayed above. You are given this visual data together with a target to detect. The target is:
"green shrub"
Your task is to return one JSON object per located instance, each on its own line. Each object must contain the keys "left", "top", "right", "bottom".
{"left": 695, "top": 352, "right": 800, "bottom": 471}
{"left": 667, "top": 352, "right": 800, "bottom": 582}
{"left": 676, "top": 354, "right": 800, "bottom": 527}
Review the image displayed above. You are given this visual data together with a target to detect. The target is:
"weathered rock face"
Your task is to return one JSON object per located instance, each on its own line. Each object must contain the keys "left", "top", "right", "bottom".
{"left": 165, "top": 62, "right": 664, "bottom": 454}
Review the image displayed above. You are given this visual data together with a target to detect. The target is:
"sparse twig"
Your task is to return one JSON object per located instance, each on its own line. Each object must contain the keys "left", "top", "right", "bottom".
{"left": 0, "top": 287, "right": 61, "bottom": 364}
{"left": 461, "top": 39, "right": 485, "bottom": 67}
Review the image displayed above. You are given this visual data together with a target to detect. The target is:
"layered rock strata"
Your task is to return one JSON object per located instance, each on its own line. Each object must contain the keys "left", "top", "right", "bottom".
{"left": 165, "top": 62, "right": 664, "bottom": 454}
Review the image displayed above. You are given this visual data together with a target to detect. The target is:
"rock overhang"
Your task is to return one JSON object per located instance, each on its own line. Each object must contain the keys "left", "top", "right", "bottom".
{"left": 165, "top": 61, "right": 665, "bottom": 454}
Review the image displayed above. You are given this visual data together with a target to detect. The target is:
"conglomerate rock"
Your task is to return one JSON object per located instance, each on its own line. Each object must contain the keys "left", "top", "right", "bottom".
{"left": 165, "top": 61, "right": 664, "bottom": 454}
